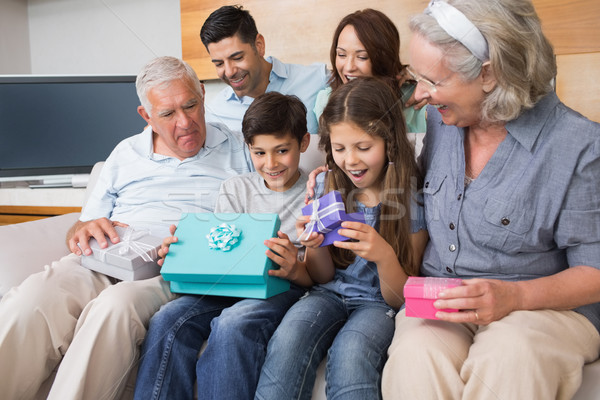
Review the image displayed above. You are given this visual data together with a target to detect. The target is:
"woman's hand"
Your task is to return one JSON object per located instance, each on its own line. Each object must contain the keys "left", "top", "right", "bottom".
{"left": 433, "top": 279, "right": 521, "bottom": 325}
{"left": 305, "top": 165, "right": 328, "bottom": 204}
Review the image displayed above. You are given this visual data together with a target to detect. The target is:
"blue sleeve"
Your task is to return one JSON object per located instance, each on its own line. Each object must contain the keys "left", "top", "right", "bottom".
{"left": 410, "top": 191, "right": 427, "bottom": 233}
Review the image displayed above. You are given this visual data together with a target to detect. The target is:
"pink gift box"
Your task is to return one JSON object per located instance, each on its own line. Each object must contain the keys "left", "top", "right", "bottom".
{"left": 404, "top": 277, "right": 462, "bottom": 319}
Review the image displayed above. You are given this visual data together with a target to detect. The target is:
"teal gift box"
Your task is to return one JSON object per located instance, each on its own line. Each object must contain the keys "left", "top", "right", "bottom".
{"left": 160, "top": 213, "right": 290, "bottom": 299}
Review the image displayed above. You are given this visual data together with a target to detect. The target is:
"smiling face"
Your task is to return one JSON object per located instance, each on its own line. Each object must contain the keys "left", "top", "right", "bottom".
{"left": 335, "top": 25, "right": 373, "bottom": 84}
{"left": 329, "top": 121, "right": 386, "bottom": 201}
{"left": 137, "top": 78, "right": 206, "bottom": 160}
{"left": 248, "top": 132, "right": 309, "bottom": 192}
{"left": 207, "top": 34, "right": 269, "bottom": 99}
{"left": 409, "top": 33, "right": 488, "bottom": 128}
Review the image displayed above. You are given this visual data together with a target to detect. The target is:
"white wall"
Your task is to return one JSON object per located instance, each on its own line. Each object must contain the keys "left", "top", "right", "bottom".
{"left": 0, "top": 0, "right": 31, "bottom": 74}
{"left": 1, "top": 0, "right": 224, "bottom": 96}
{"left": 27, "top": 0, "right": 182, "bottom": 75}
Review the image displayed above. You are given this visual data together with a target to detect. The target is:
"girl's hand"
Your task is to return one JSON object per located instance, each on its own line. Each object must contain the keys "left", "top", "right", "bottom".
{"left": 334, "top": 220, "right": 394, "bottom": 263}
{"left": 305, "top": 165, "right": 328, "bottom": 204}
{"left": 265, "top": 231, "right": 299, "bottom": 280}
{"left": 296, "top": 215, "right": 325, "bottom": 249}
{"left": 157, "top": 224, "right": 178, "bottom": 267}
{"left": 433, "top": 279, "right": 521, "bottom": 325}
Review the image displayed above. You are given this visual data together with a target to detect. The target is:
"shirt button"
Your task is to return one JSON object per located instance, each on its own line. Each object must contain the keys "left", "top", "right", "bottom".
{"left": 449, "top": 244, "right": 456, "bottom": 252}
{"left": 425, "top": 181, "right": 430, "bottom": 188}
{"left": 449, "top": 222, "right": 455, "bottom": 230}
{"left": 457, "top": 193, "right": 462, "bottom": 200}
{"left": 446, "top": 266, "right": 453, "bottom": 273}
{"left": 501, "top": 217, "right": 510, "bottom": 226}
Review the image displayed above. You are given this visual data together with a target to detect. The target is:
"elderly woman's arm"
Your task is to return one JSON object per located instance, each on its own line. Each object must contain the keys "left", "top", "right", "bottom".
{"left": 433, "top": 266, "right": 600, "bottom": 325}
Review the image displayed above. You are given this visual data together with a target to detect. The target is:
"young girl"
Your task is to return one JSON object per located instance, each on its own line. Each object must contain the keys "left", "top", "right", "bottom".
{"left": 254, "top": 77, "right": 429, "bottom": 400}
{"left": 313, "top": 8, "right": 427, "bottom": 134}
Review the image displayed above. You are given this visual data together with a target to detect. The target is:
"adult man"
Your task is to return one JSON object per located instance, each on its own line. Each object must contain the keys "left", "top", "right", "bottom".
{"left": 201, "top": 5, "right": 328, "bottom": 134}
{"left": 0, "top": 56, "right": 252, "bottom": 400}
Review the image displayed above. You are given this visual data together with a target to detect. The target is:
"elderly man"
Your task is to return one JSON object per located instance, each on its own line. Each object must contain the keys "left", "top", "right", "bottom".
{"left": 201, "top": 5, "right": 328, "bottom": 134}
{"left": 0, "top": 56, "right": 252, "bottom": 400}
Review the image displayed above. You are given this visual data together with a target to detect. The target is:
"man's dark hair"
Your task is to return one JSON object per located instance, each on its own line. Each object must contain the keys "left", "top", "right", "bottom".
{"left": 242, "top": 92, "right": 307, "bottom": 145}
{"left": 200, "top": 5, "right": 258, "bottom": 48}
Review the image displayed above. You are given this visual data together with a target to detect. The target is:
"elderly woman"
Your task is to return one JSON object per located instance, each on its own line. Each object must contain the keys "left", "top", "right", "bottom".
{"left": 382, "top": 0, "right": 600, "bottom": 399}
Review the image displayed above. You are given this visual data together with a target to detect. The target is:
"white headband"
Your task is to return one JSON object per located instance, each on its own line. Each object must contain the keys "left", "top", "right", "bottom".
{"left": 425, "top": 0, "right": 489, "bottom": 62}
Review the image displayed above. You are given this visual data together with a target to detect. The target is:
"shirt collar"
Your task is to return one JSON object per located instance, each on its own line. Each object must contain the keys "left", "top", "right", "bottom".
{"left": 505, "top": 91, "right": 560, "bottom": 152}
{"left": 139, "top": 123, "right": 228, "bottom": 162}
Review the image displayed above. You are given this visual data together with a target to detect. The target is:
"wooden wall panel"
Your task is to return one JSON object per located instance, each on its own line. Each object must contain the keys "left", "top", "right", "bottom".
{"left": 181, "top": 0, "right": 600, "bottom": 122}
{"left": 556, "top": 53, "right": 600, "bottom": 123}
{"left": 534, "top": 0, "right": 600, "bottom": 55}
{"left": 180, "top": 0, "right": 428, "bottom": 80}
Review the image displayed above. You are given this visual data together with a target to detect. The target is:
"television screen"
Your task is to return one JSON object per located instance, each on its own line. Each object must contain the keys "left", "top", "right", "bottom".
{"left": 0, "top": 75, "right": 146, "bottom": 183}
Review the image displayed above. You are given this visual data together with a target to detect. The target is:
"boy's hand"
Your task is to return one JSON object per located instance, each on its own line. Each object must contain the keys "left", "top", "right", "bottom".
{"left": 157, "top": 224, "right": 178, "bottom": 267}
{"left": 265, "top": 231, "right": 300, "bottom": 280}
{"left": 296, "top": 215, "right": 324, "bottom": 248}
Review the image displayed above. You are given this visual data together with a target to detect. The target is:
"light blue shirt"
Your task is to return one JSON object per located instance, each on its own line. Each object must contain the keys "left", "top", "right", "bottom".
{"left": 419, "top": 92, "right": 600, "bottom": 332}
{"left": 313, "top": 174, "right": 426, "bottom": 302}
{"left": 205, "top": 56, "right": 328, "bottom": 134}
{"left": 81, "top": 124, "right": 253, "bottom": 237}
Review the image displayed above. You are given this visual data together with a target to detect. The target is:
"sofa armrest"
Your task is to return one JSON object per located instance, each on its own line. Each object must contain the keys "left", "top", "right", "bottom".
{"left": 0, "top": 212, "right": 81, "bottom": 297}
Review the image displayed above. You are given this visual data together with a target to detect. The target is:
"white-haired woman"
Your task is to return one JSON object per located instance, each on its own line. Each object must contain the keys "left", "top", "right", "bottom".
{"left": 382, "top": 0, "right": 600, "bottom": 398}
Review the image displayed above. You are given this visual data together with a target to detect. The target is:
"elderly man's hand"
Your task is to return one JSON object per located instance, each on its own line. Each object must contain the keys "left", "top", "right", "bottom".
{"left": 67, "top": 218, "right": 129, "bottom": 256}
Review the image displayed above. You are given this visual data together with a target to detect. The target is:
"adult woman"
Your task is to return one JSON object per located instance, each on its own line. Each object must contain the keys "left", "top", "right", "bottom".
{"left": 382, "top": 0, "right": 600, "bottom": 398}
{"left": 313, "top": 8, "right": 426, "bottom": 133}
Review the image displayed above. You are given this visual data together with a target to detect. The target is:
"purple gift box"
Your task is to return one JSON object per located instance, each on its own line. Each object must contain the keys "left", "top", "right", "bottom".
{"left": 300, "top": 190, "right": 365, "bottom": 247}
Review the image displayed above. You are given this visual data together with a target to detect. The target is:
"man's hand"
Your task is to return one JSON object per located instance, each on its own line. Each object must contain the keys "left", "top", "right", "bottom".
{"left": 67, "top": 218, "right": 128, "bottom": 256}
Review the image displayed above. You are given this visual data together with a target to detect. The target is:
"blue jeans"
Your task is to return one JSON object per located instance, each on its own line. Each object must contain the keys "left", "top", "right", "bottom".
{"left": 255, "top": 289, "right": 396, "bottom": 400}
{"left": 133, "top": 285, "right": 304, "bottom": 400}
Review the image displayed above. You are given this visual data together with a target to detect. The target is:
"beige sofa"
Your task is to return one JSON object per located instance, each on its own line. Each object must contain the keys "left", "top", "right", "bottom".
{"left": 1, "top": 136, "right": 599, "bottom": 399}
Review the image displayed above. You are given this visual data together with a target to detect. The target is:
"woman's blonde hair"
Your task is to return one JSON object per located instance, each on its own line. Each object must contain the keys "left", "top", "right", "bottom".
{"left": 410, "top": 0, "right": 556, "bottom": 123}
{"left": 318, "top": 77, "right": 421, "bottom": 276}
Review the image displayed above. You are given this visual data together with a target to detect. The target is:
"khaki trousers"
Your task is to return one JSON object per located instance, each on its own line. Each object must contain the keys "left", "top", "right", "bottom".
{"left": 0, "top": 253, "right": 176, "bottom": 400}
{"left": 382, "top": 308, "right": 600, "bottom": 400}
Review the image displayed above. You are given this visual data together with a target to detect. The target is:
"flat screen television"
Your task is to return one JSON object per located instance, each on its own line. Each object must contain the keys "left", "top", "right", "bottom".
{"left": 0, "top": 75, "right": 146, "bottom": 187}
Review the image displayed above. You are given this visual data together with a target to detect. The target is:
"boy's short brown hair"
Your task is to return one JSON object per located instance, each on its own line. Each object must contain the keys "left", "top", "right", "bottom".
{"left": 241, "top": 92, "right": 307, "bottom": 145}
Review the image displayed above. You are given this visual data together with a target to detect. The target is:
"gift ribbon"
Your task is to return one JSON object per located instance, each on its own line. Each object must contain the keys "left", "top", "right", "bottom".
{"left": 299, "top": 197, "right": 345, "bottom": 241}
{"left": 421, "top": 277, "right": 462, "bottom": 299}
{"left": 95, "top": 227, "right": 157, "bottom": 263}
{"left": 207, "top": 223, "right": 241, "bottom": 252}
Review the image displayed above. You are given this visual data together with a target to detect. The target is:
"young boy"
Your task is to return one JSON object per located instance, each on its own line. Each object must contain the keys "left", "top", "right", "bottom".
{"left": 134, "top": 92, "right": 319, "bottom": 400}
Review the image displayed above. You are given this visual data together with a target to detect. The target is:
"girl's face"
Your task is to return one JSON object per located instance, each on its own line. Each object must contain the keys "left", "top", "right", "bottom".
{"left": 335, "top": 25, "right": 373, "bottom": 84}
{"left": 408, "top": 33, "right": 487, "bottom": 128}
{"left": 329, "top": 121, "right": 386, "bottom": 200}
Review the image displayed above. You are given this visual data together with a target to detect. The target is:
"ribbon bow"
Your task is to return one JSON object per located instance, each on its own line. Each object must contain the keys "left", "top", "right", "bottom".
{"left": 299, "top": 196, "right": 345, "bottom": 241}
{"left": 207, "top": 223, "right": 241, "bottom": 252}
{"left": 96, "top": 227, "right": 157, "bottom": 263}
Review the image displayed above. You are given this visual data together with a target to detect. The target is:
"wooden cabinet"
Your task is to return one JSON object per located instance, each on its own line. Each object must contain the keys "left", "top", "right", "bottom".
{"left": 0, "top": 205, "right": 81, "bottom": 225}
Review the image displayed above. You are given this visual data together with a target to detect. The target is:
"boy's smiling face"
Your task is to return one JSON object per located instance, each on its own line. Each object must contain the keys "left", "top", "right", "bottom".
{"left": 248, "top": 132, "right": 310, "bottom": 192}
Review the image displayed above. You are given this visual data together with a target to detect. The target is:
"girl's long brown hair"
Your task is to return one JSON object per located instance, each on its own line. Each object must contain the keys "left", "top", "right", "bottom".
{"left": 318, "top": 77, "right": 422, "bottom": 276}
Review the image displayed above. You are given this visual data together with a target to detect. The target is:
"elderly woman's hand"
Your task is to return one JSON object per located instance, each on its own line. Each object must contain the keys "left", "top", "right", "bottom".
{"left": 432, "top": 278, "right": 522, "bottom": 325}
